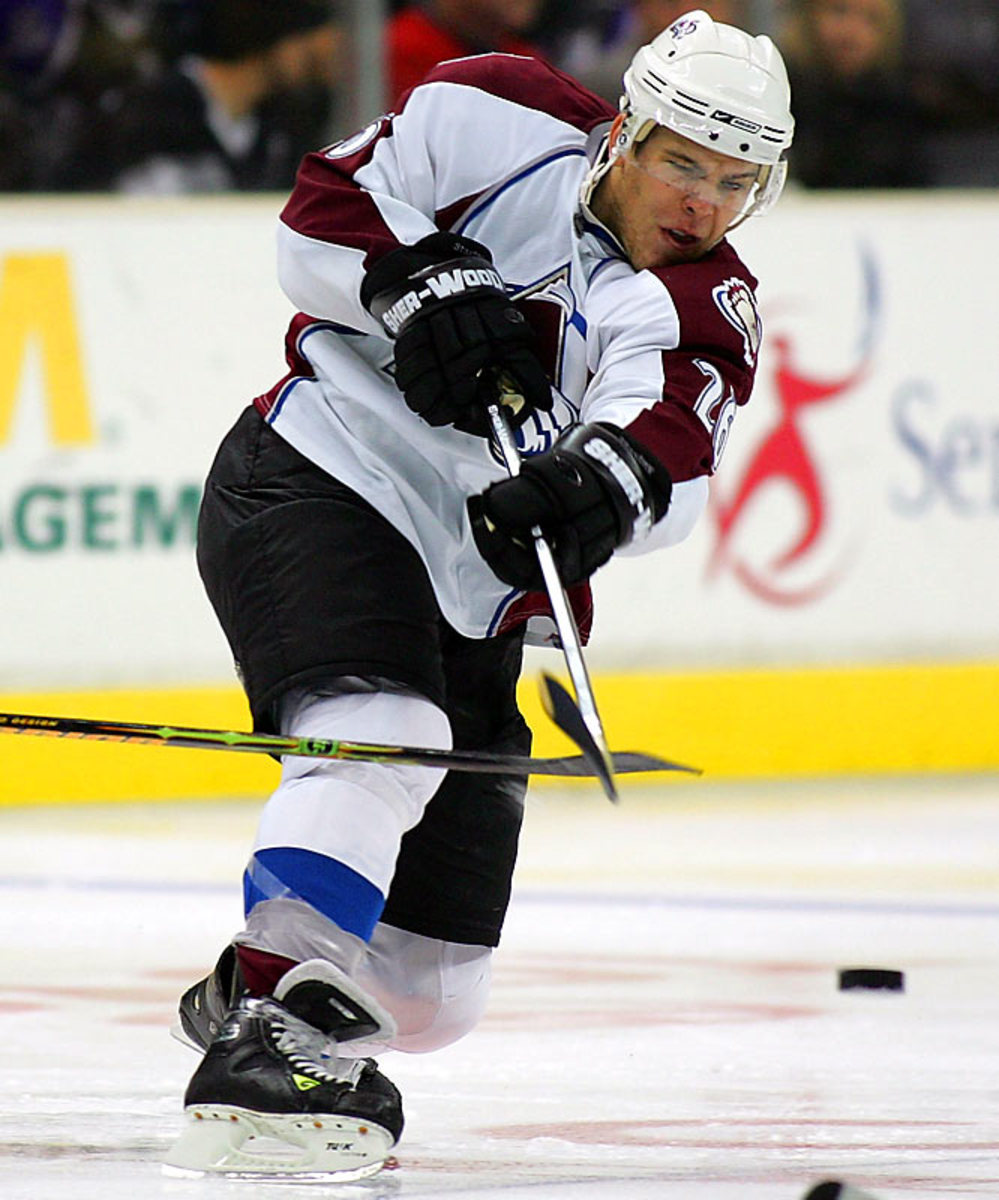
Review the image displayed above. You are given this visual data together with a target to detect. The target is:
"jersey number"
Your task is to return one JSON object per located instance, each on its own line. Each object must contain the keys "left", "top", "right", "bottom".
{"left": 692, "top": 359, "right": 738, "bottom": 468}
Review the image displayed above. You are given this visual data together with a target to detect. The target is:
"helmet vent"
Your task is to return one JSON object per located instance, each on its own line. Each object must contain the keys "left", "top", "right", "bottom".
{"left": 674, "top": 88, "right": 711, "bottom": 113}
{"left": 672, "top": 96, "right": 710, "bottom": 116}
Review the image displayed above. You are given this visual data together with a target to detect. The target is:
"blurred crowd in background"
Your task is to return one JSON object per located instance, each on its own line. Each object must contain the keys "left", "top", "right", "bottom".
{"left": 1, "top": 0, "right": 998, "bottom": 193}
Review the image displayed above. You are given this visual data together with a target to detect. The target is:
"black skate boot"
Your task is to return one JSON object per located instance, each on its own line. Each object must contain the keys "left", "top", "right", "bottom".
{"left": 173, "top": 943, "right": 245, "bottom": 1053}
{"left": 163, "top": 959, "right": 402, "bottom": 1180}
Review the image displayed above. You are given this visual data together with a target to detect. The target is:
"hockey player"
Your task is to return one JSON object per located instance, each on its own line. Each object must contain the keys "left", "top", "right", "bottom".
{"left": 164, "top": 9, "right": 793, "bottom": 1181}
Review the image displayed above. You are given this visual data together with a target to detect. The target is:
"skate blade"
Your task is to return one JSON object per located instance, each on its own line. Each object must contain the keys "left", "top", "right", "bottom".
{"left": 162, "top": 1104, "right": 394, "bottom": 1181}
{"left": 168, "top": 1020, "right": 203, "bottom": 1055}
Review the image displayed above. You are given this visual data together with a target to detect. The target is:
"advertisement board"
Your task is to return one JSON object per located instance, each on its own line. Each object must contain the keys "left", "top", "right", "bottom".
{"left": 0, "top": 194, "right": 995, "bottom": 797}
{"left": 591, "top": 194, "right": 998, "bottom": 669}
{"left": 0, "top": 197, "right": 291, "bottom": 689}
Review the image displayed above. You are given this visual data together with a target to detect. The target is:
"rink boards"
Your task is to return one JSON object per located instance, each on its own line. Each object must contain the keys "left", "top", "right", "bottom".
{"left": 0, "top": 659, "right": 995, "bottom": 805}
{"left": 0, "top": 194, "right": 996, "bottom": 804}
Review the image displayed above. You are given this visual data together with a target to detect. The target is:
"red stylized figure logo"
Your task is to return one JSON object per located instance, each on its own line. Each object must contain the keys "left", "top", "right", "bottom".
{"left": 707, "top": 292, "right": 876, "bottom": 605}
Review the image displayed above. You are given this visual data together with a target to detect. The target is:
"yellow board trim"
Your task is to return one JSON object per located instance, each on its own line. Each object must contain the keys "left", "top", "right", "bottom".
{"left": 0, "top": 661, "right": 996, "bottom": 807}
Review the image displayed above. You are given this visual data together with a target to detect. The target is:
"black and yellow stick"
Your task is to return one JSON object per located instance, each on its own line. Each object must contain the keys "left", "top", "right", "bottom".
{"left": 0, "top": 709, "right": 698, "bottom": 780}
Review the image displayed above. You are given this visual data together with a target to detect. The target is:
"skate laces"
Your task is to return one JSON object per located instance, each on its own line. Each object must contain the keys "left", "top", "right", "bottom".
{"left": 255, "top": 998, "right": 368, "bottom": 1087}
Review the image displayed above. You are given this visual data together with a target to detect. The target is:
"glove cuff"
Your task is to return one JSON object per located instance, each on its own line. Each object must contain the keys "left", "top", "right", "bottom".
{"left": 596, "top": 424, "right": 673, "bottom": 526}
{"left": 555, "top": 423, "right": 672, "bottom": 545}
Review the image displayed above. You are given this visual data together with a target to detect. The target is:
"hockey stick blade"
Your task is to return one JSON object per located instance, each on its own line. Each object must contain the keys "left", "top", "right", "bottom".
{"left": 0, "top": 710, "right": 692, "bottom": 781}
{"left": 539, "top": 674, "right": 701, "bottom": 795}
{"left": 539, "top": 673, "right": 619, "bottom": 802}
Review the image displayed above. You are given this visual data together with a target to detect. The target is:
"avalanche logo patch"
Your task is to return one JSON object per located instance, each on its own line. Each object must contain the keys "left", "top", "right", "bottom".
{"left": 713, "top": 277, "right": 762, "bottom": 369}
{"left": 669, "top": 17, "right": 700, "bottom": 39}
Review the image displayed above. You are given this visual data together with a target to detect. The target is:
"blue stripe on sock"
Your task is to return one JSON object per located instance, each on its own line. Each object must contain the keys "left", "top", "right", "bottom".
{"left": 243, "top": 847, "right": 385, "bottom": 941}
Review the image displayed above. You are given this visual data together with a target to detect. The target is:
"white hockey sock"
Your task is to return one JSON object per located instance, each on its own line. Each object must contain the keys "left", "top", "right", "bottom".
{"left": 242, "top": 681, "right": 451, "bottom": 951}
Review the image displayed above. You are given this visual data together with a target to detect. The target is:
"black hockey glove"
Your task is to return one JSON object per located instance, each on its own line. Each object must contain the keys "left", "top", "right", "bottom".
{"left": 360, "top": 231, "right": 553, "bottom": 436}
{"left": 467, "top": 423, "right": 672, "bottom": 590}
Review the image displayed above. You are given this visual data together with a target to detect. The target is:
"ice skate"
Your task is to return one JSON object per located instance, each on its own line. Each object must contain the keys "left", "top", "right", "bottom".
{"left": 163, "top": 959, "right": 402, "bottom": 1181}
{"left": 172, "top": 943, "right": 244, "bottom": 1053}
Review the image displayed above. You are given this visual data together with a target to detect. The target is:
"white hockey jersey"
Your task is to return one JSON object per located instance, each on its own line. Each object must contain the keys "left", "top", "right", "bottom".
{"left": 255, "top": 53, "right": 761, "bottom": 641}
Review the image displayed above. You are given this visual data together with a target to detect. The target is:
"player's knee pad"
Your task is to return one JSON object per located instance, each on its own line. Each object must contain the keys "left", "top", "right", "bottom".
{"left": 357, "top": 924, "right": 492, "bottom": 1054}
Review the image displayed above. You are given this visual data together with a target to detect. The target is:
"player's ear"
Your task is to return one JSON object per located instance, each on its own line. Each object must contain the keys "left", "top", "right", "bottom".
{"left": 606, "top": 112, "right": 631, "bottom": 170}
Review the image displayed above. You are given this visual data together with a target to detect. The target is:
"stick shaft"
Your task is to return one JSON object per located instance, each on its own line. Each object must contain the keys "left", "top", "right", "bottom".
{"left": 0, "top": 710, "right": 688, "bottom": 778}
{"left": 487, "top": 405, "right": 617, "bottom": 795}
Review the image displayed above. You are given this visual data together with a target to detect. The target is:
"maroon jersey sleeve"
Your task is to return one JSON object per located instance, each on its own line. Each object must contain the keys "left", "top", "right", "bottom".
{"left": 407, "top": 52, "right": 614, "bottom": 133}
{"left": 625, "top": 241, "right": 761, "bottom": 482}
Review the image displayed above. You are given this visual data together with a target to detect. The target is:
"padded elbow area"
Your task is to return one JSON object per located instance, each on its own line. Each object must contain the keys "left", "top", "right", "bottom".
{"left": 356, "top": 924, "right": 493, "bottom": 1054}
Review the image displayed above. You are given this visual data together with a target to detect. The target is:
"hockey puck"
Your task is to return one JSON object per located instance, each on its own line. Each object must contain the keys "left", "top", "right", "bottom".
{"left": 803, "top": 1181, "right": 881, "bottom": 1200}
{"left": 837, "top": 967, "right": 905, "bottom": 992}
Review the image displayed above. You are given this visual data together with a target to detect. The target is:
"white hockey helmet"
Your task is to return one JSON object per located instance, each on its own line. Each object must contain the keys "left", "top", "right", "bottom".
{"left": 600, "top": 10, "right": 794, "bottom": 224}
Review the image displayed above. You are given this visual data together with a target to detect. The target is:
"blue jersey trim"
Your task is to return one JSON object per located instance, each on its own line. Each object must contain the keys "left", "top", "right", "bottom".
{"left": 299, "top": 319, "right": 365, "bottom": 341}
{"left": 587, "top": 256, "right": 619, "bottom": 286}
{"left": 266, "top": 320, "right": 364, "bottom": 423}
{"left": 266, "top": 376, "right": 307, "bottom": 423}
{"left": 456, "top": 148, "right": 587, "bottom": 233}
{"left": 486, "top": 587, "right": 524, "bottom": 637}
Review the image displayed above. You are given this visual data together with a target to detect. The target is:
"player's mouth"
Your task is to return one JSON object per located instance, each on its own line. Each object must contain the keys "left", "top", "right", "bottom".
{"left": 664, "top": 227, "right": 700, "bottom": 250}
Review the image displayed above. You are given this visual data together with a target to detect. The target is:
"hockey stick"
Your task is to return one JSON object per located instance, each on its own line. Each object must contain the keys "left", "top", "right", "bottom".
{"left": 0, "top": 710, "right": 699, "bottom": 779}
{"left": 486, "top": 400, "right": 619, "bottom": 802}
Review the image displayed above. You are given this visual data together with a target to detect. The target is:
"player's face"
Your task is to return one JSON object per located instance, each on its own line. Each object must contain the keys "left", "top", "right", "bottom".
{"left": 594, "top": 123, "right": 760, "bottom": 270}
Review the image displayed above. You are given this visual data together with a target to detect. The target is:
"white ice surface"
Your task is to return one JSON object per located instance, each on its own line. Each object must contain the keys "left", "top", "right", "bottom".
{"left": 2, "top": 774, "right": 999, "bottom": 1199}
